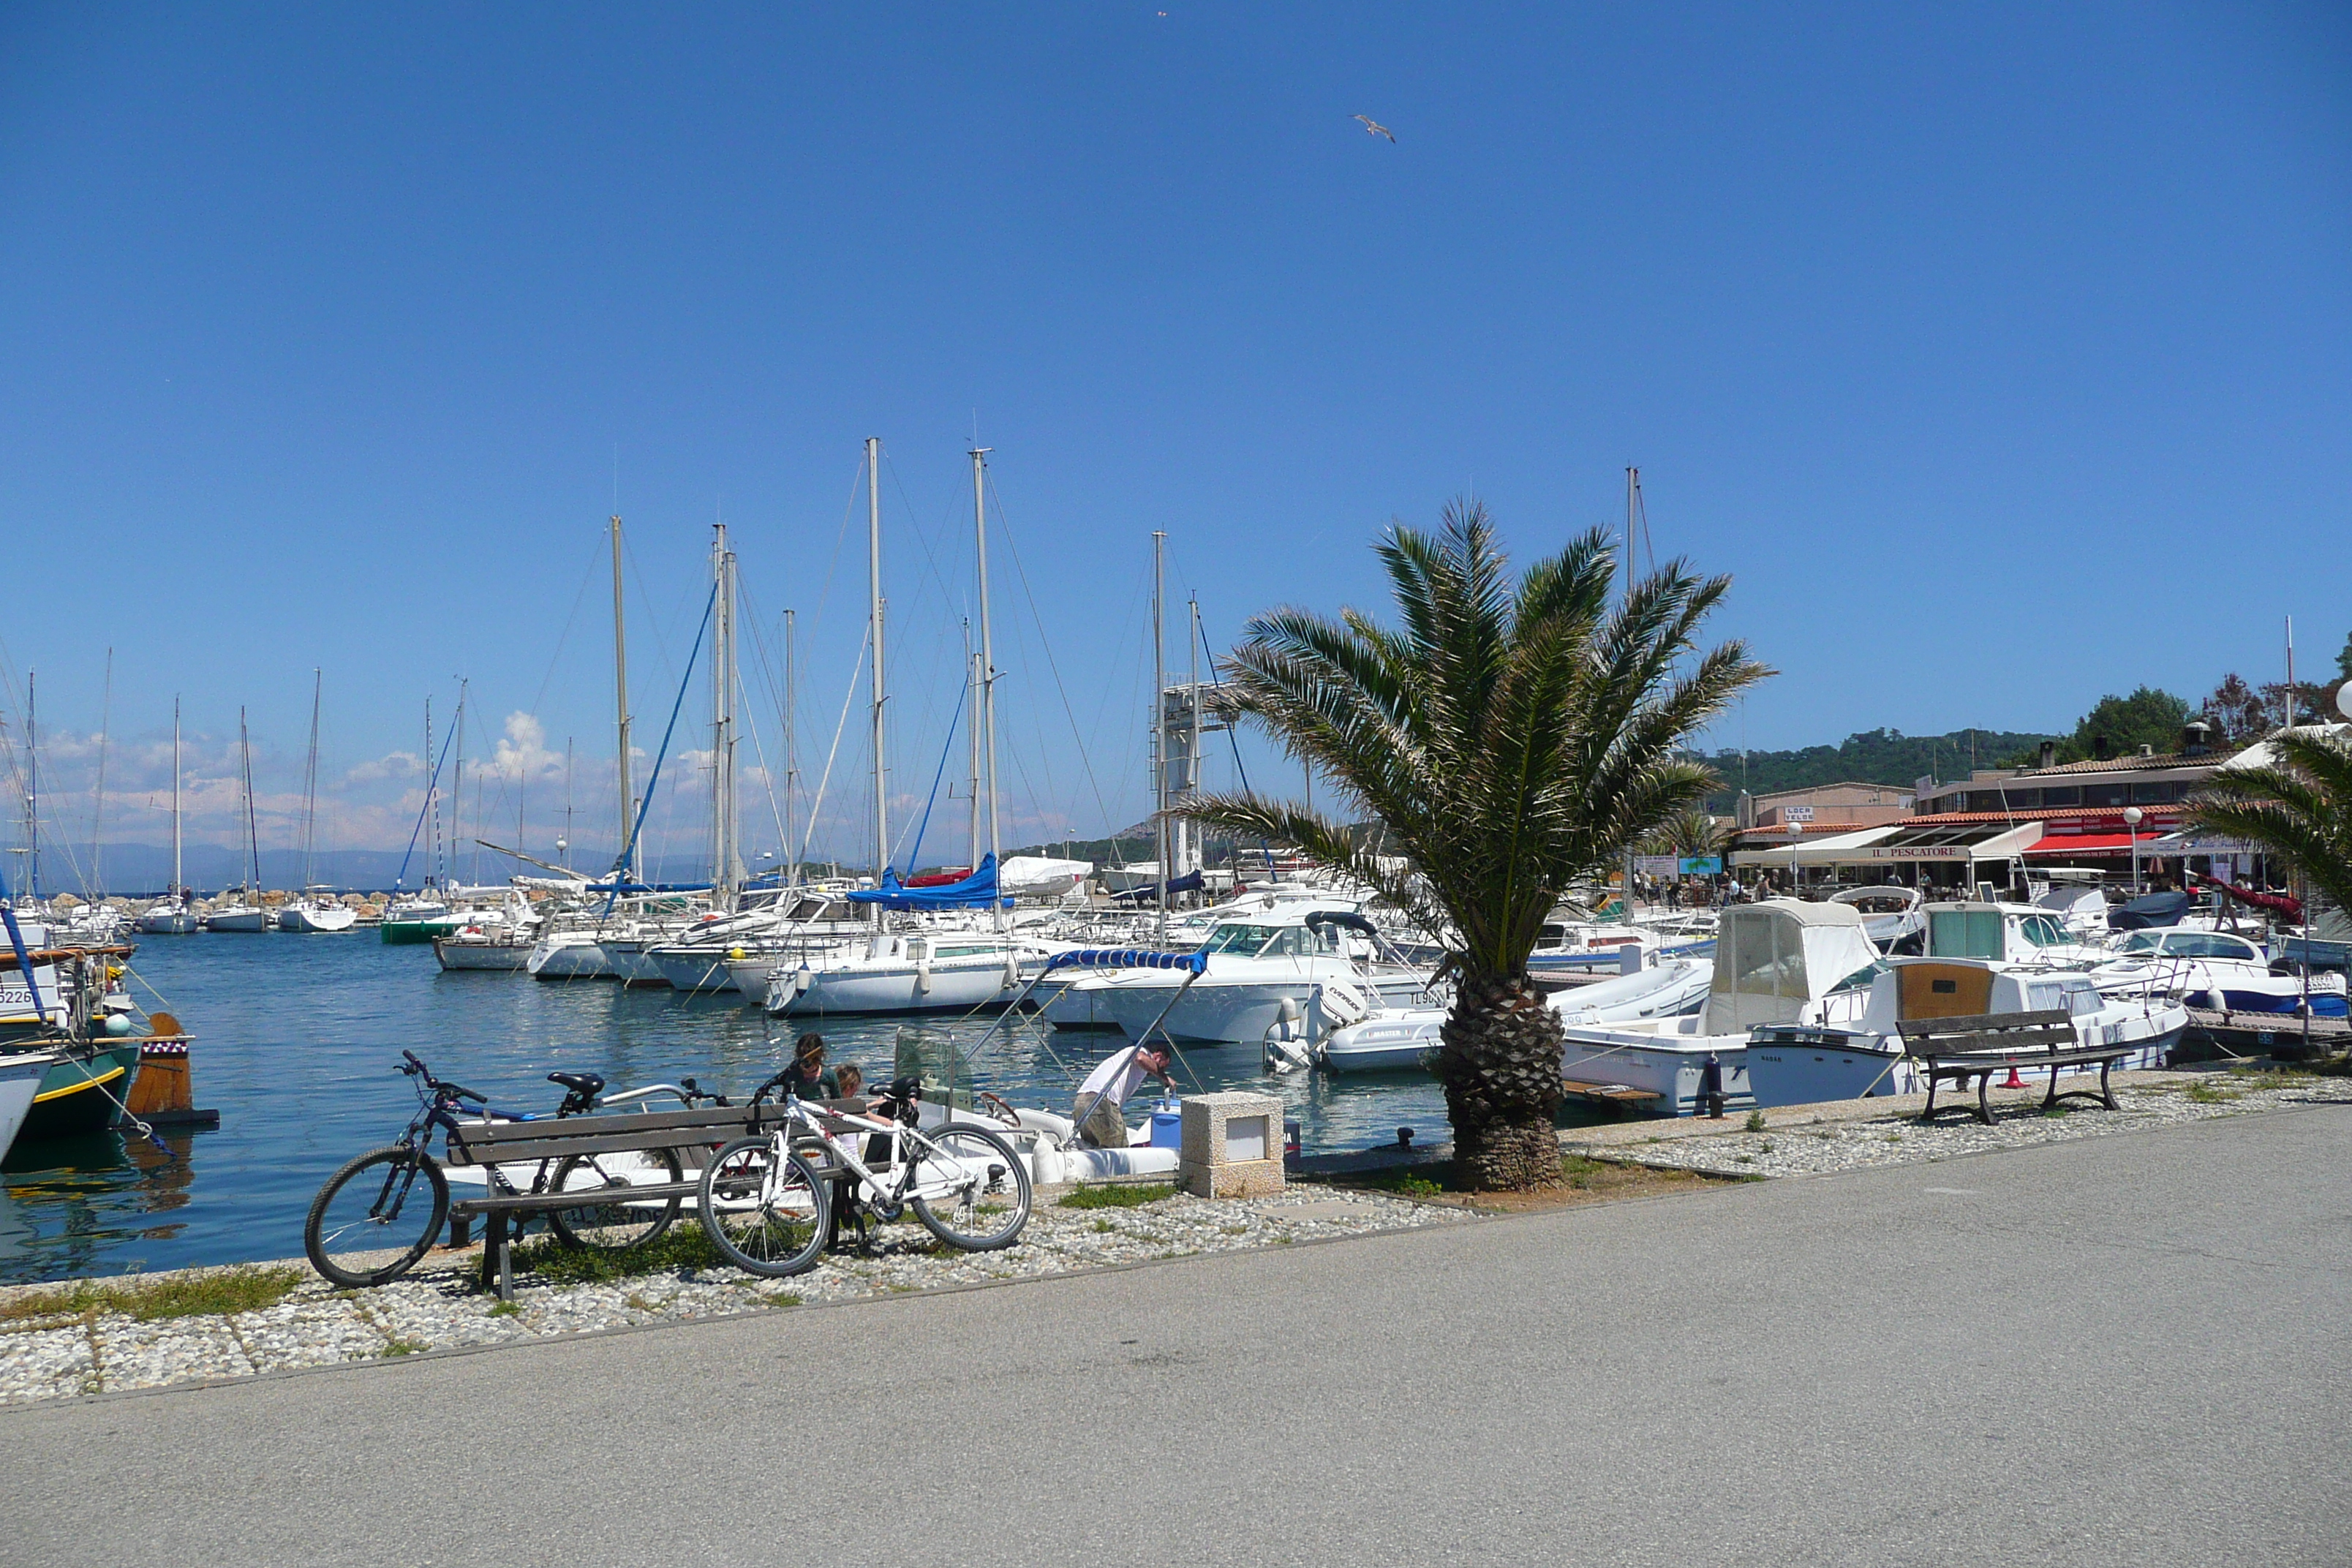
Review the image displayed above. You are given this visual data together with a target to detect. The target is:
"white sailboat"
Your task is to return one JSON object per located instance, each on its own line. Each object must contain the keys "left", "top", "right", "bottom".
{"left": 206, "top": 708, "right": 272, "bottom": 932}
{"left": 280, "top": 671, "right": 355, "bottom": 932}
{"left": 134, "top": 698, "right": 199, "bottom": 935}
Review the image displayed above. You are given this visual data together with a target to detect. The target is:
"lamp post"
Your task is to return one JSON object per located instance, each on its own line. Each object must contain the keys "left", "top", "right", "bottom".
{"left": 2122, "top": 806, "right": 2144, "bottom": 894}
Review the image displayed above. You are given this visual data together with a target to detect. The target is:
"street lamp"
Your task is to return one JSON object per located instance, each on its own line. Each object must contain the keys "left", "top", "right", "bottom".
{"left": 2122, "top": 806, "right": 2144, "bottom": 893}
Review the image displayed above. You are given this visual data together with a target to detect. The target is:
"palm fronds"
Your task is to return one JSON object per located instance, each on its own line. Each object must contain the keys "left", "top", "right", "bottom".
{"left": 2187, "top": 731, "right": 2352, "bottom": 925}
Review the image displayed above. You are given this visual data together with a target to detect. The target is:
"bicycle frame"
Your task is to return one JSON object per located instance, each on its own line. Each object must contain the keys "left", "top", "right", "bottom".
{"left": 762, "top": 1089, "right": 995, "bottom": 1216}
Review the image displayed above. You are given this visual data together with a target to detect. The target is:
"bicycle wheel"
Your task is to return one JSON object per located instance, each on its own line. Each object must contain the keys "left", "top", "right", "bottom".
{"left": 697, "top": 1138, "right": 829, "bottom": 1278}
{"left": 911, "top": 1124, "right": 1031, "bottom": 1252}
{"left": 547, "top": 1147, "right": 683, "bottom": 1251}
{"left": 304, "top": 1146, "right": 451, "bottom": 1288}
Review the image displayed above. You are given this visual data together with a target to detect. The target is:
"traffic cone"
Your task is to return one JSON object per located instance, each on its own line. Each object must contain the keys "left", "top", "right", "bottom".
{"left": 2000, "top": 1064, "right": 2026, "bottom": 1090}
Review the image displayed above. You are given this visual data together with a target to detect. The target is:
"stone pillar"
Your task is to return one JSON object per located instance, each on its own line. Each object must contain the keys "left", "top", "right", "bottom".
{"left": 1179, "top": 1092, "right": 1286, "bottom": 1199}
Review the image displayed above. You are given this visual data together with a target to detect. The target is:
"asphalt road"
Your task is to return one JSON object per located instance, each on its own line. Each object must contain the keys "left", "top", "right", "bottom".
{"left": 7, "top": 1104, "right": 2347, "bottom": 1567}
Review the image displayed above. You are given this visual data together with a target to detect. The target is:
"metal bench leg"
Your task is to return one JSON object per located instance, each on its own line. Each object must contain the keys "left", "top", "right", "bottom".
{"left": 447, "top": 1214, "right": 472, "bottom": 1249}
{"left": 478, "top": 1213, "right": 513, "bottom": 1302}
{"left": 1920, "top": 1074, "right": 1940, "bottom": 1123}
{"left": 1975, "top": 1071, "right": 1995, "bottom": 1126}
{"left": 2097, "top": 1057, "right": 2118, "bottom": 1111}
{"left": 2043, "top": 1063, "right": 2061, "bottom": 1112}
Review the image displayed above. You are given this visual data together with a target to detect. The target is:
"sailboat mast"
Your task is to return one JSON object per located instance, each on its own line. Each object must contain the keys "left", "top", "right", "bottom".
{"left": 1187, "top": 595, "right": 1202, "bottom": 881}
{"left": 964, "top": 617, "right": 979, "bottom": 872}
{"left": 451, "top": 681, "right": 467, "bottom": 892}
{"left": 1153, "top": 529, "right": 1167, "bottom": 940}
{"left": 783, "top": 609, "right": 798, "bottom": 886}
{"left": 1624, "top": 467, "right": 1640, "bottom": 916}
{"left": 709, "top": 521, "right": 739, "bottom": 906}
{"left": 867, "top": 437, "right": 888, "bottom": 908}
{"left": 23, "top": 671, "right": 36, "bottom": 900}
{"left": 170, "top": 697, "right": 182, "bottom": 897}
{"left": 238, "top": 706, "right": 258, "bottom": 898}
{"left": 301, "top": 670, "right": 322, "bottom": 894}
{"left": 972, "top": 446, "right": 1001, "bottom": 928}
{"left": 611, "top": 515, "right": 635, "bottom": 881}
{"left": 91, "top": 649, "right": 112, "bottom": 897}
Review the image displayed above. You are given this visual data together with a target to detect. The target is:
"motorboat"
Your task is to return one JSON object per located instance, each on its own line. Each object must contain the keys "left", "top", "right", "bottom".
{"left": 1557, "top": 900, "right": 1885, "bottom": 1115}
{"left": 1741, "top": 956, "right": 2188, "bottom": 1106}
{"left": 1305, "top": 957, "right": 1711, "bottom": 1074}
{"left": 1044, "top": 900, "right": 1435, "bottom": 1045}
{"left": 1828, "top": 884, "right": 1925, "bottom": 953}
{"left": 1922, "top": 902, "right": 2114, "bottom": 970}
{"left": 2093, "top": 928, "right": 2348, "bottom": 1018}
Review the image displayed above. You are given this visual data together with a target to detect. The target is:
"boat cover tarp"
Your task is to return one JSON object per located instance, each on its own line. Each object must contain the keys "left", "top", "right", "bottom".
{"left": 1108, "top": 870, "right": 1205, "bottom": 902}
{"left": 847, "top": 854, "right": 1011, "bottom": 912}
{"left": 2108, "top": 889, "right": 2191, "bottom": 930}
{"left": 1703, "top": 900, "right": 1881, "bottom": 1036}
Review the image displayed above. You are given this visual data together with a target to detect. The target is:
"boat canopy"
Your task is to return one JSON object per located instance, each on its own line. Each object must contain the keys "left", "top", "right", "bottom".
{"left": 848, "top": 854, "right": 1010, "bottom": 913}
{"left": 1044, "top": 947, "right": 1209, "bottom": 973}
{"left": 1703, "top": 900, "right": 1882, "bottom": 1035}
{"left": 2108, "top": 889, "right": 2190, "bottom": 931}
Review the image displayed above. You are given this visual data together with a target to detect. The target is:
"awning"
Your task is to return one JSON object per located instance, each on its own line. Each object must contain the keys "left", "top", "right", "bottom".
{"left": 1730, "top": 825, "right": 1901, "bottom": 867}
{"left": 2025, "top": 832, "right": 2151, "bottom": 857}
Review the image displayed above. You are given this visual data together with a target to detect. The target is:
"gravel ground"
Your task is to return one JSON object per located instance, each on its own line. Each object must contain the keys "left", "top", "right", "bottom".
{"left": 0, "top": 1187, "right": 1460, "bottom": 1406}
{"left": 1572, "top": 1073, "right": 2347, "bottom": 1178}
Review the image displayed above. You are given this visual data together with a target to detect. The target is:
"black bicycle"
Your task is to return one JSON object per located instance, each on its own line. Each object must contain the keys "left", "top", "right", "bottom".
{"left": 303, "top": 1050, "right": 726, "bottom": 1288}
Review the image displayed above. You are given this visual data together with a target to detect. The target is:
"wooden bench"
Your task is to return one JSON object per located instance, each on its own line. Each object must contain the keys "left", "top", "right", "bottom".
{"left": 443, "top": 1100, "right": 868, "bottom": 1300}
{"left": 1896, "top": 1010, "right": 2133, "bottom": 1126}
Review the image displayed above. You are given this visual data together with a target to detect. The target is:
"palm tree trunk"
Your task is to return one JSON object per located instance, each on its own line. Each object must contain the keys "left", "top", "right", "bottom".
{"left": 1435, "top": 971, "right": 1564, "bottom": 1190}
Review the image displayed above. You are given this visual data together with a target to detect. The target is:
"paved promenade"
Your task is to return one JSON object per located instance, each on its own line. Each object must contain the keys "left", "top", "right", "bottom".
{"left": 4, "top": 1103, "right": 2344, "bottom": 1567}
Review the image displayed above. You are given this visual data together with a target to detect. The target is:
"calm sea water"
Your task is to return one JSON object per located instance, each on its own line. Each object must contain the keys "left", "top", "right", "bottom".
{"left": 0, "top": 932, "right": 1463, "bottom": 1284}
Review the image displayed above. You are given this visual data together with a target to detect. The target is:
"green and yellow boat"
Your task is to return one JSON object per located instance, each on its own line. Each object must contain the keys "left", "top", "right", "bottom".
{"left": 16, "top": 1039, "right": 143, "bottom": 1141}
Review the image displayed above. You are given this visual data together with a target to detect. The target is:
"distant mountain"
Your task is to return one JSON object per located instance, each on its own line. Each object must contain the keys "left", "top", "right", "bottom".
{"left": 1695, "top": 727, "right": 2062, "bottom": 813}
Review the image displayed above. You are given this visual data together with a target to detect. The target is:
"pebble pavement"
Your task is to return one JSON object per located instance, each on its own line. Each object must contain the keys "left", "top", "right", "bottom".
{"left": 0, "top": 1187, "right": 1461, "bottom": 1407}
{"left": 1568, "top": 1072, "right": 2347, "bottom": 1179}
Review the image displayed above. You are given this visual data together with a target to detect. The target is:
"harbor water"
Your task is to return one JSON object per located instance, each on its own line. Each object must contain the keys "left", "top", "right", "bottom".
{"left": 0, "top": 934, "right": 1472, "bottom": 1284}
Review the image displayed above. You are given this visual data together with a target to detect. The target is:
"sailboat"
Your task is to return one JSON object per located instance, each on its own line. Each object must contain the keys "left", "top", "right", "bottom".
{"left": 205, "top": 708, "right": 272, "bottom": 932}
{"left": 280, "top": 671, "right": 355, "bottom": 932}
{"left": 773, "top": 442, "right": 1068, "bottom": 1017}
{"left": 134, "top": 698, "right": 200, "bottom": 934}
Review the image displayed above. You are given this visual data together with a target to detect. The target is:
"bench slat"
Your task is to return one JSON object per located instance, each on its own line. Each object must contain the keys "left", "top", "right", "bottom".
{"left": 442, "top": 1101, "right": 873, "bottom": 1166}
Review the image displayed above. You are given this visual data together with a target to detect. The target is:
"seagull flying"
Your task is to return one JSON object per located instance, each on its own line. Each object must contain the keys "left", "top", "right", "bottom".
{"left": 1353, "top": 115, "right": 1395, "bottom": 143}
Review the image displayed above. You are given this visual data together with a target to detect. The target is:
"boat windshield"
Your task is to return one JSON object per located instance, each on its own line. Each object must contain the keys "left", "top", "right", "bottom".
{"left": 2018, "top": 915, "right": 2070, "bottom": 946}
{"left": 1202, "top": 924, "right": 1281, "bottom": 957}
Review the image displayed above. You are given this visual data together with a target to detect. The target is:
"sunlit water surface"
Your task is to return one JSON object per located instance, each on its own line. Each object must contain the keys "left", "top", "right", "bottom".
{"left": 0, "top": 932, "right": 1499, "bottom": 1284}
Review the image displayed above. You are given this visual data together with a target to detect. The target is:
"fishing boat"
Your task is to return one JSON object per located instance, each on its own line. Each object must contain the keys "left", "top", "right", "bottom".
{"left": 0, "top": 1049, "right": 61, "bottom": 1164}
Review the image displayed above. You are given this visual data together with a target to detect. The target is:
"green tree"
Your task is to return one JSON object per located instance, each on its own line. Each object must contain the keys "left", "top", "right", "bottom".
{"left": 1658, "top": 807, "right": 1732, "bottom": 859}
{"left": 2336, "top": 630, "right": 2352, "bottom": 685}
{"left": 2069, "top": 687, "right": 2190, "bottom": 760}
{"left": 2188, "top": 732, "right": 2352, "bottom": 935}
{"left": 1186, "top": 502, "right": 1768, "bottom": 1189}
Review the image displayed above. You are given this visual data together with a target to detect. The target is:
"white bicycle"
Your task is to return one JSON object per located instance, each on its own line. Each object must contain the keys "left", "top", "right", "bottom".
{"left": 696, "top": 1072, "right": 1032, "bottom": 1277}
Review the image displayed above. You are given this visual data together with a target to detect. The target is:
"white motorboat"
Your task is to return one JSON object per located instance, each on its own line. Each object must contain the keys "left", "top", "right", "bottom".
{"left": 0, "top": 1049, "right": 61, "bottom": 1165}
{"left": 1741, "top": 957, "right": 2188, "bottom": 1106}
{"left": 2093, "top": 928, "right": 2348, "bottom": 1019}
{"left": 1308, "top": 957, "right": 1711, "bottom": 1074}
{"left": 1557, "top": 900, "right": 1885, "bottom": 1115}
{"left": 1044, "top": 903, "right": 1434, "bottom": 1045}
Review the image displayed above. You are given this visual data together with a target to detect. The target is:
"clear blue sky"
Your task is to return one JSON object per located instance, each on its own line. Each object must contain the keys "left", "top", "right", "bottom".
{"left": 2, "top": 4, "right": 2348, "bottom": 872}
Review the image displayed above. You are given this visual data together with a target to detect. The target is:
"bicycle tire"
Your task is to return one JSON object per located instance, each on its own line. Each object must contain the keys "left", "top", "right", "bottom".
{"left": 911, "top": 1123, "right": 1031, "bottom": 1252}
{"left": 304, "top": 1145, "right": 451, "bottom": 1288}
{"left": 547, "top": 1147, "right": 683, "bottom": 1252}
{"left": 696, "top": 1138, "right": 829, "bottom": 1278}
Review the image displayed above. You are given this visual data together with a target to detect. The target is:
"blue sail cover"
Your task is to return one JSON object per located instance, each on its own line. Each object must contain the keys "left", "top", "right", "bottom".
{"left": 847, "top": 853, "right": 1012, "bottom": 912}
{"left": 1044, "top": 947, "right": 1208, "bottom": 973}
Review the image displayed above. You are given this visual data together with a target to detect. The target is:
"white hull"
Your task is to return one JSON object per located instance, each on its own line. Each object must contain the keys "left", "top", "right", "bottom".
{"left": 132, "top": 910, "right": 200, "bottom": 935}
{"left": 1560, "top": 1019, "right": 1763, "bottom": 1117}
{"left": 435, "top": 938, "right": 532, "bottom": 972}
{"left": 206, "top": 908, "right": 272, "bottom": 933}
{"left": 596, "top": 941, "right": 671, "bottom": 987}
{"left": 527, "top": 933, "right": 617, "bottom": 979}
{"left": 277, "top": 903, "right": 357, "bottom": 933}
{"left": 647, "top": 949, "right": 743, "bottom": 993}
{"left": 1064, "top": 972, "right": 1430, "bottom": 1046}
{"left": 769, "top": 954, "right": 1036, "bottom": 1017}
{"left": 0, "top": 1052, "right": 54, "bottom": 1164}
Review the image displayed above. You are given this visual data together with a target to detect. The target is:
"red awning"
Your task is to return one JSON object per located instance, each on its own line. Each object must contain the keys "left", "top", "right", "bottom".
{"left": 2024, "top": 833, "right": 2156, "bottom": 856}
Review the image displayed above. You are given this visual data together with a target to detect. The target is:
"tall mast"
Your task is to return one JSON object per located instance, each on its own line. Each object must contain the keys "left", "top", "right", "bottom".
{"left": 611, "top": 515, "right": 635, "bottom": 881}
{"left": 23, "top": 671, "right": 36, "bottom": 900}
{"left": 451, "top": 680, "right": 467, "bottom": 891}
{"left": 301, "top": 669, "right": 322, "bottom": 894}
{"left": 972, "top": 445, "right": 1002, "bottom": 929}
{"left": 562, "top": 736, "right": 574, "bottom": 870}
{"left": 1186, "top": 595, "right": 1202, "bottom": 880}
{"left": 709, "top": 521, "right": 739, "bottom": 906}
{"left": 170, "top": 697, "right": 182, "bottom": 897}
{"left": 964, "top": 617, "right": 980, "bottom": 872}
{"left": 1153, "top": 529, "right": 1167, "bottom": 940}
{"left": 421, "top": 696, "right": 433, "bottom": 894}
{"left": 238, "top": 706, "right": 258, "bottom": 898}
{"left": 1625, "top": 467, "right": 1640, "bottom": 915}
{"left": 783, "top": 609, "right": 798, "bottom": 886}
{"left": 91, "top": 649, "right": 113, "bottom": 897}
{"left": 867, "top": 437, "right": 888, "bottom": 904}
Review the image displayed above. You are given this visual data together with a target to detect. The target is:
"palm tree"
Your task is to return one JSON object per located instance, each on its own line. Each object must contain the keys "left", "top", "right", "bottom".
{"left": 1187, "top": 502, "right": 1768, "bottom": 1190}
{"left": 2187, "top": 729, "right": 2352, "bottom": 932}
{"left": 1657, "top": 806, "right": 1732, "bottom": 862}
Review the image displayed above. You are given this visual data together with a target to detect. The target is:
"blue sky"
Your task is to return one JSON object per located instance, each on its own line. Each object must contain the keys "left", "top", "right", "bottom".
{"left": 1, "top": 4, "right": 2348, "bottom": 875}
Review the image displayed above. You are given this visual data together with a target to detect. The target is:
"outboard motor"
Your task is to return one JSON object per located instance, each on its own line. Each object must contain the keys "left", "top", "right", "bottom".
{"left": 1262, "top": 998, "right": 1312, "bottom": 1074}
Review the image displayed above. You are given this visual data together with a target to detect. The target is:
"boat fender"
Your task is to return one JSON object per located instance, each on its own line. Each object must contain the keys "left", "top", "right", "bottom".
{"left": 794, "top": 965, "right": 814, "bottom": 996}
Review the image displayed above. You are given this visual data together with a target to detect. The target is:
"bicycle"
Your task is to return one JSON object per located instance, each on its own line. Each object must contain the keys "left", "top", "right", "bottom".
{"left": 304, "top": 1049, "right": 728, "bottom": 1288}
{"left": 696, "top": 1072, "right": 1031, "bottom": 1278}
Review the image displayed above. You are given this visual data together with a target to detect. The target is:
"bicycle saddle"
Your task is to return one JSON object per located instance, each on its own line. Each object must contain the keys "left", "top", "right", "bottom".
{"left": 547, "top": 1071, "right": 607, "bottom": 1098}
